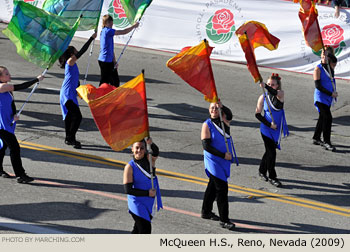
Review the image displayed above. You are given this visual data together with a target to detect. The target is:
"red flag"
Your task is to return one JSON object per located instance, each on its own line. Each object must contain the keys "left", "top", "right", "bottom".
{"left": 166, "top": 40, "right": 218, "bottom": 103}
{"left": 235, "top": 21, "right": 280, "bottom": 83}
{"left": 298, "top": 0, "right": 324, "bottom": 52}
{"left": 77, "top": 74, "right": 149, "bottom": 151}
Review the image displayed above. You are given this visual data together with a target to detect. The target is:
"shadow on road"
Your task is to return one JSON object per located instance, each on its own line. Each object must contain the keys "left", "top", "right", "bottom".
{"left": 0, "top": 200, "right": 129, "bottom": 233}
{"left": 233, "top": 219, "right": 350, "bottom": 234}
{"left": 18, "top": 110, "right": 175, "bottom": 134}
{"left": 333, "top": 115, "right": 350, "bottom": 126}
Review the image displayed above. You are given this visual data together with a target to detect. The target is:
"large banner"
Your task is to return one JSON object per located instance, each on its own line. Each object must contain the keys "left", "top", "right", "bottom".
{"left": 1, "top": 0, "right": 349, "bottom": 79}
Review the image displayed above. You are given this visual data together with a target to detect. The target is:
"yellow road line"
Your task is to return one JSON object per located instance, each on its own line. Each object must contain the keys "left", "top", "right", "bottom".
{"left": 156, "top": 168, "right": 350, "bottom": 215}
{"left": 20, "top": 141, "right": 126, "bottom": 166}
{"left": 20, "top": 142, "right": 124, "bottom": 168}
{"left": 19, "top": 141, "right": 350, "bottom": 217}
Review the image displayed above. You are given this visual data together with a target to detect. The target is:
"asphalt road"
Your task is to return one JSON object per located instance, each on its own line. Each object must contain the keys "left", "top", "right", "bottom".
{"left": 0, "top": 23, "right": 349, "bottom": 234}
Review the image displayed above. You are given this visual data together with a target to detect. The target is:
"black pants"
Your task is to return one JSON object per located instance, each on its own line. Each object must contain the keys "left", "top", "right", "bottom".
{"left": 130, "top": 212, "right": 152, "bottom": 234}
{"left": 98, "top": 60, "right": 120, "bottom": 87}
{"left": 259, "top": 133, "right": 277, "bottom": 179}
{"left": 313, "top": 102, "right": 332, "bottom": 144}
{"left": 64, "top": 100, "right": 82, "bottom": 142}
{"left": 0, "top": 129, "right": 25, "bottom": 177}
{"left": 202, "top": 174, "right": 229, "bottom": 223}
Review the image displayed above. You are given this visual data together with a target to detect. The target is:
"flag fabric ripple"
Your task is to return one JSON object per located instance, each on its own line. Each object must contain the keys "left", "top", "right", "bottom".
{"left": 77, "top": 74, "right": 149, "bottom": 152}
{"left": 235, "top": 20, "right": 280, "bottom": 83}
{"left": 42, "top": 0, "right": 104, "bottom": 31}
{"left": 120, "top": 0, "right": 153, "bottom": 25}
{"left": 297, "top": 0, "right": 324, "bottom": 52}
{"left": 2, "top": 1, "right": 80, "bottom": 69}
{"left": 166, "top": 40, "right": 218, "bottom": 103}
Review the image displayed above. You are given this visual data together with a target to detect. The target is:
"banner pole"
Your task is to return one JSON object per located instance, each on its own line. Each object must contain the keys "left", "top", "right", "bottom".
{"left": 83, "top": 0, "right": 104, "bottom": 85}
{"left": 217, "top": 102, "right": 230, "bottom": 155}
{"left": 115, "top": 26, "right": 137, "bottom": 66}
{"left": 202, "top": 39, "right": 230, "bottom": 155}
{"left": 260, "top": 79, "right": 275, "bottom": 125}
{"left": 83, "top": 40, "right": 95, "bottom": 85}
{"left": 243, "top": 31, "right": 275, "bottom": 124}
{"left": 315, "top": 16, "right": 336, "bottom": 92}
{"left": 148, "top": 137, "right": 154, "bottom": 190}
{"left": 142, "top": 69, "right": 154, "bottom": 189}
{"left": 11, "top": 68, "right": 48, "bottom": 126}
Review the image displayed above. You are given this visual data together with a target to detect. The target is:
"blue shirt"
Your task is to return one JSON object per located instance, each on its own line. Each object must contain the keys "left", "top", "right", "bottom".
{"left": 314, "top": 63, "right": 336, "bottom": 110}
{"left": 98, "top": 27, "right": 115, "bottom": 62}
{"left": 127, "top": 160, "right": 162, "bottom": 222}
{"left": 0, "top": 92, "right": 16, "bottom": 134}
{"left": 60, "top": 63, "right": 80, "bottom": 120}
{"left": 203, "top": 119, "right": 238, "bottom": 182}
{"left": 260, "top": 94, "right": 289, "bottom": 150}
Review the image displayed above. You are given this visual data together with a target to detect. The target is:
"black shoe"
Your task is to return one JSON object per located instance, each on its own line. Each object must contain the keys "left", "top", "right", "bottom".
{"left": 201, "top": 212, "right": 220, "bottom": 221}
{"left": 258, "top": 172, "right": 268, "bottom": 181}
{"left": 0, "top": 170, "right": 12, "bottom": 178}
{"left": 73, "top": 141, "right": 81, "bottom": 149}
{"left": 220, "top": 221, "right": 235, "bottom": 230}
{"left": 17, "top": 174, "right": 34, "bottom": 184}
{"left": 65, "top": 140, "right": 81, "bottom": 149}
{"left": 65, "top": 139, "right": 74, "bottom": 145}
{"left": 323, "top": 143, "right": 335, "bottom": 152}
{"left": 269, "top": 178, "right": 282, "bottom": 187}
{"left": 313, "top": 139, "right": 324, "bottom": 146}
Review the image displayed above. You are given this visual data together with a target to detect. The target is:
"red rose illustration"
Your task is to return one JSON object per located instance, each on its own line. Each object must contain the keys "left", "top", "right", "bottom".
{"left": 113, "top": 0, "right": 127, "bottom": 19}
{"left": 322, "top": 24, "right": 344, "bottom": 49}
{"left": 212, "top": 9, "right": 235, "bottom": 35}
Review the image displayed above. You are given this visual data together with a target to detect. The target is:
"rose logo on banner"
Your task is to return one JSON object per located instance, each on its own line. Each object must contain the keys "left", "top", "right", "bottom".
{"left": 23, "top": 0, "right": 39, "bottom": 6}
{"left": 108, "top": 0, "right": 130, "bottom": 28}
{"left": 206, "top": 9, "right": 236, "bottom": 44}
{"left": 313, "top": 24, "right": 346, "bottom": 56}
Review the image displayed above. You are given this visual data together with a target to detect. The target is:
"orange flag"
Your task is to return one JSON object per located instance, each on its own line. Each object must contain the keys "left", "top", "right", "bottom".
{"left": 166, "top": 40, "right": 218, "bottom": 103}
{"left": 298, "top": 0, "right": 324, "bottom": 52}
{"left": 77, "top": 73, "right": 149, "bottom": 151}
{"left": 235, "top": 21, "right": 280, "bottom": 83}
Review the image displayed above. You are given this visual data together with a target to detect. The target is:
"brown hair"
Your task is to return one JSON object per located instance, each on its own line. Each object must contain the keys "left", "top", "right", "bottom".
{"left": 58, "top": 46, "right": 76, "bottom": 68}
{"left": 268, "top": 73, "right": 282, "bottom": 90}
{"left": 328, "top": 54, "right": 337, "bottom": 64}
{"left": 322, "top": 46, "right": 337, "bottom": 64}
{"left": 0, "top": 66, "right": 7, "bottom": 76}
{"left": 102, "top": 14, "right": 113, "bottom": 27}
{"left": 323, "top": 45, "right": 335, "bottom": 55}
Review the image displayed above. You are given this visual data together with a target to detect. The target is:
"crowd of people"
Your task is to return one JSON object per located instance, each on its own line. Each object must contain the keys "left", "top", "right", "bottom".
{"left": 309, "top": 1, "right": 350, "bottom": 18}
{"left": 0, "top": 11, "right": 340, "bottom": 233}
{"left": 332, "top": 0, "right": 350, "bottom": 17}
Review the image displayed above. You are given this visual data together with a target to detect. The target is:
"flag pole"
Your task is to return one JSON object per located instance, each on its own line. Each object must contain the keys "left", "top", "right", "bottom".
{"left": 244, "top": 32, "right": 275, "bottom": 124}
{"left": 115, "top": 21, "right": 138, "bottom": 66}
{"left": 217, "top": 100, "right": 239, "bottom": 165}
{"left": 148, "top": 135, "right": 154, "bottom": 190}
{"left": 217, "top": 100, "right": 230, "bottom": 154}
{"left": 142, "top": 69, "right": 154, "bottom": 189}
{"left": 83, "top": 0, "right": 104, "bottom": 85}
{"left": 315, "top": 15, "right": 336, "bottom": 92}
{"left": 11, "top": 68, "right": 48, "bottom": 126}
{"left": 259, "top": 78, "right": 275, "bottom": 125}
{"left": 83, "top": 38, "right": 95, "bottom": 85}
{"left": 202, "top": 39, "right": 231, "bottom": 155}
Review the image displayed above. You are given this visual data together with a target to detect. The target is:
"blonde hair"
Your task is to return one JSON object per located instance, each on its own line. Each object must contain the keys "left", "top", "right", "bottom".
{"left": 102, "top": 14, "right": 113, "bottom": 27}
{"left": 0, "top": 66, "right": 7, "bottom": 76}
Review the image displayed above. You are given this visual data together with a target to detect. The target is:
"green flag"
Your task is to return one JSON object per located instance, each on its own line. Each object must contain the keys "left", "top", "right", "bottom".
{"left": 120, "top": 0, "right": 153, "bottom": 25}
{"left": 42, "top": 0, "right": 104, "bottom": 31}
{"left": 2, "top": 1, "right": 80, "bottom": 69}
